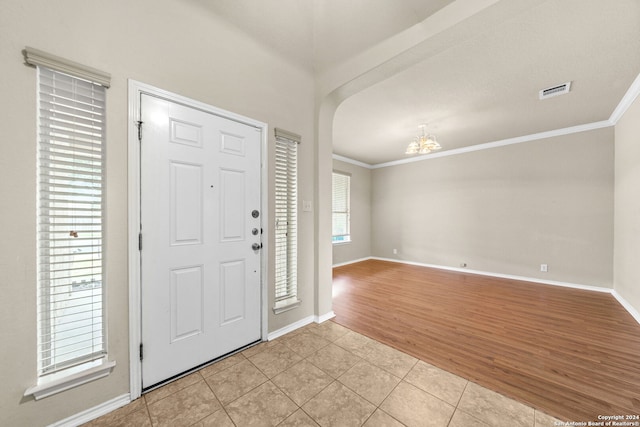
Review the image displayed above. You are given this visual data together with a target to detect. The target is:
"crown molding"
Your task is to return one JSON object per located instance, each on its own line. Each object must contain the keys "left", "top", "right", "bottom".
{"left": 333, "top": 120, "right": 614, "bottom": 170}
{"left": 371, "top": 120, "right": 613, "bottom": 169}
{"left": 608, "top": 72, "right": 640, "bottom": 124}
{"left": 332, "top": 71, "right": 640, "bottom": 170}
{"left": 333, "top": 119, "right": 613, "bottom": 170}
{"left": 332, "top": 154, "right": 373, "bottom": 169}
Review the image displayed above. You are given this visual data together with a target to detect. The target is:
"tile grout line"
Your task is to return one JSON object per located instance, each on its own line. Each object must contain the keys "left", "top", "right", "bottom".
{"left": 135, "top": 324, "right": 501, "bottom": 427}
{"left": 249, "top": 336, "right": 336, "bottom": 426}
{"left": 201, "top": 373, "right": 237, "bottom": 427}
{"left": 445, "top": 380, "right": 470, "bottom": 427}
{"left": 273, "top": 324, "right": 351, "bottom": 426}
{"left": 144, "top": 400, "right": 153, "bottom": 426}
{"left": 363, "top": 356, "right": 421, "bottom": 427}
{"left": 373, "top": 379, "right": 406, "bottom": 426}
{"left": 282, "top": 323, "right": 373, "bottom": 426}
{"left": 338, "top": 319, "right": 550, "bottom": 427}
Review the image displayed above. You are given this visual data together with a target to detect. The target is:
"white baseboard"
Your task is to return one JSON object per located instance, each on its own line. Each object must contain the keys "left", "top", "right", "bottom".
{"left": 369, "top": 257, "right": 640, "bottom": 326}
{"left": 371, "top": 257, "right": 612, "bottom": 293}
{"left": 315, "top": 311, "right": 336, "bottom": 323}
{"left": 334, "top": 256, "right": 640, "bottom": 326}
{"left": 611, "top": 290, "right": 640, "bottom": 325}
{"left": 333, "top": 257, "right": 373, "bottom": 268}
{"left": 48, "top": 393, "right": 130, "bottom": 427}
{"left": 267, "top": 310, "right": 337, "bottom": 341}
{"left": 267, "top": 315, "right": 314, "bottom": 341}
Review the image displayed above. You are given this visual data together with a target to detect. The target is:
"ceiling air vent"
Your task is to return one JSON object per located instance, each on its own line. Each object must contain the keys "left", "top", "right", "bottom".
{"left": 539, "top": 81, "right": 571, "bottom": 100}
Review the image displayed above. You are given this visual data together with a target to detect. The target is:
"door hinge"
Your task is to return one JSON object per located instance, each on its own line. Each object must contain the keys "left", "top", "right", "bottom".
{"left": 136, "top": 120, "right": 143, "bottom": 142}
{"left": 139, "top": 343, "right": 144, "bottom": 361}
{"left": 138, "top": 232, "right": 142, "bottom": 251}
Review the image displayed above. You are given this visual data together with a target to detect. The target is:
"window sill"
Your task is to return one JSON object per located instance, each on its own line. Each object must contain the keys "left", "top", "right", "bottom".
{"left": 332, "top": 240, "right": 352, "bottom": 246}
{"left": 273, "top": 297, "right": 301, "bottom": 314}
{"left": 24, "top": 359, "right": 116, "bottom": 400}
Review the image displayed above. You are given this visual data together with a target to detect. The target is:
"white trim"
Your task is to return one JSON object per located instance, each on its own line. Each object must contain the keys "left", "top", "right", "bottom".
{"left": 609, "top": 72, "right": 640, "bottom": 124}
{"left": 332, "top": 154, "right": 373, "bottom": 169}
{"left": 332, "top": 121, "right": 612, "bottom": 170}
{"left": 267, "top": 315, "right": 315, "bottom": 340}
{"left": 127, "top": 80, "right": 142, "bottom": 401}
{"left": 332, "top": 256, "right": 640, "bottom": 327}
{"left": 274, "top": 127, "right": 302, "bottom": 144}
{"left": 333, "top": 257, "right": 373, "bottom": 268}
{"left": 315, "top": 310, "right": 336, "bottom": 323}
{"left": 372, "top": 121, "right": 613, "bottom": 169}
{"left": 260, "top": 119, "right": 270, "bottom": 344}
{"left": 331, "top": 71, "right": 640, "bottom": 170}
{"left": 273, "top": 298, "right": 302, "bottom": 314}
{"left": 267, "top": 311, "right": 336, "bottom": 341}
{"left": 370, "top": 257, "right": 612, "bottom": 293}
{"left": 332, "top": 71, "right": 640, "bottom": 170}
{"left": 24, "top": 46, "right": 111, "bottom": 88}
{"left": 611, "top": 290, "right": 640, "bottom": 326}
{"left": 47, "top": 393, "right": 130, "bottom": 427}
{"left": 25, "top": 360, "right": 116, "bottom": 401}
{"left": 127, "top": 80, "right": 269, "bottom": 400}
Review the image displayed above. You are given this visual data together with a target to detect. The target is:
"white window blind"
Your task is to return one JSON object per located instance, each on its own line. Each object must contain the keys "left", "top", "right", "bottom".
{"left": 274, "top": 129, "right": 299, "bottom": 307}
{"left": 36, "top": 66, "right": 106, "bottom": 375}
{"left": 332, "top": 172, "right": 351, "bottom": 243}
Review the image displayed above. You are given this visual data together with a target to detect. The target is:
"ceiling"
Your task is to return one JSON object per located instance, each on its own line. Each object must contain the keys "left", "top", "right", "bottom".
{"left": 193, "top": 0, "right": 455, "bottom": 72}
{"left": 196, "top": 0, "right": 640, "bottom": 165}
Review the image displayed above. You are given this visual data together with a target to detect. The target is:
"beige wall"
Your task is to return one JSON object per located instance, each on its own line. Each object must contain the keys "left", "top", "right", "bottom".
{"left": 0, "top": 1, "right": 316, "bottom": 425}
{"left": 614, "top": 94, "right": 640, "bottom": 314}
{"left": 332, "top": 159, "right": 372, "bottom": 265}
{"left": 371, "top": 128, "right": 614, "bottom": 287}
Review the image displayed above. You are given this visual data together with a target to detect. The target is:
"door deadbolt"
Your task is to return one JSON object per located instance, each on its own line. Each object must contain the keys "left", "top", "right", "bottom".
{"left": 252, "top": 228, "right": 259, "bottom": 235}
{"left": 251, "top": 209, "right": 260, "bottom": 218}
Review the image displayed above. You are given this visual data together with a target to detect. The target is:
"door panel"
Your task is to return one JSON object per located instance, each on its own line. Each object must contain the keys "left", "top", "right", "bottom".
{"left": 170, "top": 118, "right": 202, "bottom": 147}
{"left": 220, "top": 260, "right": 246, "bottom": 325}
{"left": 220, "top": 132, "right": 246, "bottom": 156}
{"left": 170, "top": 266, "right": 204, "bottom": 342}
{"left": 141, "top": 94, "right": 261, "bottom": 388}
{"left": 171, "top": 162, "right": 203, "bottom": 245}
{"left": 220, "top": 168, "right": 246, "bottom": 241}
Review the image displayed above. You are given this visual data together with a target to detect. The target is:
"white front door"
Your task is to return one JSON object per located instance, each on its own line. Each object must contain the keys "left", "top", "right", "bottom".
{"left": 140, "top": 94, "right": 262, "bottom": 388}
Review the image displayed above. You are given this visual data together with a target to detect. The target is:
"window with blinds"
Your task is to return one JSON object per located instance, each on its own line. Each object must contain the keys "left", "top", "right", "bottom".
{"left": 36, "top": 67, "right": 106, "bottom": 375}
{"left": 274, "top": 129, "right": 299, "bottom": 311}
{"left": 332, "top": 172, "right": 351, "bottom": 243}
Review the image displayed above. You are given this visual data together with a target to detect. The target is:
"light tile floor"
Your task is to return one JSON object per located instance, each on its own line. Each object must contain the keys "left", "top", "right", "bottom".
{"left": 84, "top": 322, "right": 563, "bottom": 427}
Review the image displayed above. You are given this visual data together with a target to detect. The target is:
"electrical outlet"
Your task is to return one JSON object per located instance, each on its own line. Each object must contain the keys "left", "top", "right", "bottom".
{"left": 540, "top": 264, "right": 548, "bottom": 272}
{"left": 302, "top": 200, "right": 312, "bottom": 212}
{"left": 392, "top": 248, "right": 398, "bottom": 255}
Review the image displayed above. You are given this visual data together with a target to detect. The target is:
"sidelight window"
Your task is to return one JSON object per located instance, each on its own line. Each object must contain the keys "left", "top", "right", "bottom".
{"left": 27, "top": 48, "right": 110, "bottom": 379}
{"left": 273, "top": 128, "right": 300, "bottom": 312}
{"left": 332, "top": 171, "right": 351, "bottom": 243}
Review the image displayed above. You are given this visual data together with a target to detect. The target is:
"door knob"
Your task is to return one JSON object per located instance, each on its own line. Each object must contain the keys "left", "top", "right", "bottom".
{"left": 252, "top": 243, "right": 262, "bottom": 250}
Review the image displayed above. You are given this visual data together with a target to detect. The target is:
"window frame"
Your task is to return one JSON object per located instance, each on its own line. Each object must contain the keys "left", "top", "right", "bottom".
{"left": 332, "top": 171, "right": 352, "bottom": 244}
{"left": 36, "top": 66, "right": 107, "bottom": 376}
{"left": 23, "top": 47, "right": 114, "bottom": 400}
{"left": 273, "top": 128, "right": 301, "bottom": 313}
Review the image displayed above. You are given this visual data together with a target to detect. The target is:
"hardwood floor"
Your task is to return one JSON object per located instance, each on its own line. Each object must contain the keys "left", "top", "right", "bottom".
{"left": 332, "top": 259, "right": 640, "bottom": 422}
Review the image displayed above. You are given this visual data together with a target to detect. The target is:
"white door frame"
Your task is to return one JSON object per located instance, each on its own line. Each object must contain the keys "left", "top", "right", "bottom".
{"left": 127, "top": 80, "right": 269, "bottom": 399}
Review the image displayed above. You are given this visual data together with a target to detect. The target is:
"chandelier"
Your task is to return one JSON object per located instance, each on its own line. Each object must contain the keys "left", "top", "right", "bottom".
{"left": 405, "top": 124, "right": 441, "bottom": 155}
